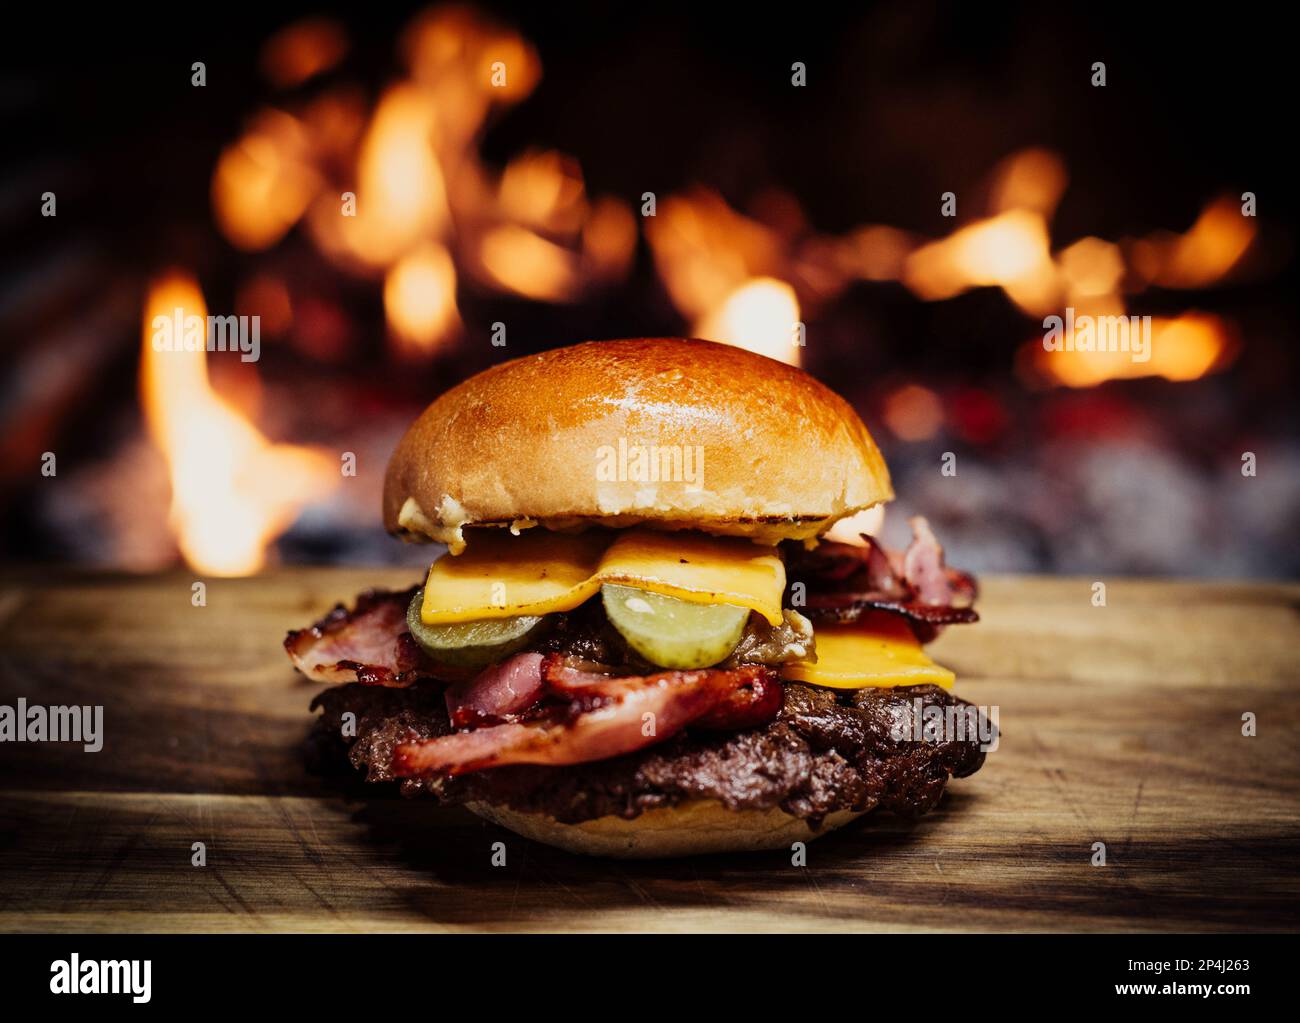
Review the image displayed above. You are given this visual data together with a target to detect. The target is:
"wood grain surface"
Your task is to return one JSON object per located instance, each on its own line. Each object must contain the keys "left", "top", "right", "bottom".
{"left": 1, "top": 568, "right": 1297, "bottom": 932}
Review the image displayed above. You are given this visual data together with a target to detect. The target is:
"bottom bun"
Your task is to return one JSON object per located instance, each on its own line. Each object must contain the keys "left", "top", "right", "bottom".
{"left": 465, "top": 799, "right": 866, "bottom": 858}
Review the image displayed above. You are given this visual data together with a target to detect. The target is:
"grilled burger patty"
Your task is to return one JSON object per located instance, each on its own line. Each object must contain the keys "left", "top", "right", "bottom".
{"left": 309, "top": 680, "right": 989, "bottom": 828}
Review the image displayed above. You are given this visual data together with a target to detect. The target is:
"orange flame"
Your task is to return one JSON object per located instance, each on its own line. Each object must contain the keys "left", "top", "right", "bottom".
{"left": 384, "top": 242, "right": 460, "bottom": 355}
{"left": 212, "top": 110, "right": 320, "bottom": 252}
{"left": 580, "top": 196, "right": 637, "bottom": 282}
{"left": 646, "top": 189, "right": 784, "bottom": 322}
{"left": 1022, "top": 311, "right": 1235, "bottom": 388}
{"left": 497, "top": 149, "right": 587, "bottom": 234}
{"left": 1058, "top": 236, "right": 1125, "bottom": 298}
{"left": 471, "top": 151, "right": 633, "bottom": 301}
{"left": 642, "top": 189, "right": 805, "bottom": 364}
{"left": 320, "top": 83, "right": 451, "bottom": 268}
{"left": 402, "top": 5, "right": 541, "bottom": 105}
{"left": 835, "top": 225, "right": 915, "bottom": 282}
{"left": 903, "top": 209, "right": 1060, "bottom": 314}
{"left": 260, "top": 17, "right": 349, "bottom": 89}
{"left": 988, "top": 148, "right": 1069, "bottom": 216}
{"left": 695, "top": 277, "right": 803, "bottom": 367}
{"left": 141, "top": 273, "right": 336, "bottom": 575}
{"left": 478, "top": 225, "right": 581, "bottom": 301}
{"left": 1130, "top": 196, "right": 1257, "bottom": 289}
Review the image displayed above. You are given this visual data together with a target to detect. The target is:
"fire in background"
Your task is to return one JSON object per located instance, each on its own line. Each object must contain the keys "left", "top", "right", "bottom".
{"left": 3, "top": 4, "right": 1295, "bottom": 579}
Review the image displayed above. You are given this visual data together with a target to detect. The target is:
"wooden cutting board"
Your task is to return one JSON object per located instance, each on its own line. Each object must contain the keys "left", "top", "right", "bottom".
{"left": 1, "top": 568, "right": 1297, "bottom": 932}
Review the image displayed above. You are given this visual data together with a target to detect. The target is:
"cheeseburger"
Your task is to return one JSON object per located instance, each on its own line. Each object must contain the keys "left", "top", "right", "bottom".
{"left": 287, "top": 338, "right": 989, "bottom": 857}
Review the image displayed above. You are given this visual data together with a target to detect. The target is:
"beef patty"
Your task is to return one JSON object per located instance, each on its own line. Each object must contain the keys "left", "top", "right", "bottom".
{"left": 309, "top": 680, "right": 991, "bottom": 829}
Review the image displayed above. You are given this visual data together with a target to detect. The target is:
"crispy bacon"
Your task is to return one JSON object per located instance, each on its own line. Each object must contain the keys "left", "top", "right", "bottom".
{"left": 393, "top": 664, "right": 775, "bottom": 776}
{"left": 787, "top": 516, "right": 978, "bottom": 629}
{"left": 540, "top": 653, "right": 774, "bottom": 706}
{"left": 805, "top": 594, "right": 978, "bottom": 625}
{"left": 540, "top": 654, "right": 631, "bottom": 694}
{"left": 539, "top": 655, "right": 784, "bottom": 731}
{"left": 284, "top": 588, "right": 434, "bottom": 687}
{"left": 902, "top": 516, "right": 960, "bottom": 606}
{"left": 794, "top": 532, "right": 899, "bottom": 590}
{"left": 693, "top": 669, "right": 784, "bottom": 730}
{"left": 444, "top": 652, "right": 546, "bottom": 727}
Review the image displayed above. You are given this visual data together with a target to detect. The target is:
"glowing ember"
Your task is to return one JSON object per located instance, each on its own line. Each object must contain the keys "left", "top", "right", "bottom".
{"left": 988, "top": 148, "right": 1069, "bottom": 216}
{"left": 497, "top": 149, "right": 586, "bottom": 233}
{"left": 235, "top": 275, "right": 292, "bottom": 337}
{"left": 259, "top": 17, "right": 349, "bottom": 89}
{"left": 1150, "top": 314, "right": 1234, "bottom": 381}
{"left": 478, "top": 225, "right": 579, "bottom": 301}
{"left": 402, "top": 6, "right": 541, "bottom": 104}
{"left": 1058, "top": 236, "right": 1125, "bottom": 298}
{"left": 646, "top": 189, "right": 783, "bottom": 324}
{"left": 211, "top": 110, "right": 319, "bottom": 252}
{"left": 140, "top": 272, "right": 335, "bottom": 576}
{"left": 580, "top": 196, "right": 637, "bottom": 282}
{"left": 904, "top": 209, "right": 1060, "bottom": 314}
{"left": 836, "top": 225, "right": 915, "bottom": 282}
{"left": 642, "top": 189, "right": 809, "bottom": 366}
{"left": 384, "top": 242, "right": 460, "bottom": 355}
{"left": 1023, "top": 312, "right": 1235, "bottom": 388}
{"left": 338, "top": 84, "right": 450, "bottom": 267}
{"left": 695, "top": 277, "right": 802, "bottom": 367}
{"left": 1130, "top": 196, "right": 1257, "bottom": 289}
{"left": 882, "top": 383, "right": 944, "bottom": 441}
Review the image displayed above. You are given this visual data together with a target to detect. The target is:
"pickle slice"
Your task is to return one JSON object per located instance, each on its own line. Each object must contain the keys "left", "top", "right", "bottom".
{"left": 601, "top": 584, "right": 749, "bottom": 669}
{"left": 406, "top": 590, "right": 545, "bottom": 668}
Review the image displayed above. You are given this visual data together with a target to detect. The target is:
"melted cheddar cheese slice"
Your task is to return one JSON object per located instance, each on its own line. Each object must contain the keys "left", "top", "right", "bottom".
{"left": 783, "top": 612, "right": 955, "bottom": 689}
{"left": 421, "top": 528, "right": 787, "bottom": 626}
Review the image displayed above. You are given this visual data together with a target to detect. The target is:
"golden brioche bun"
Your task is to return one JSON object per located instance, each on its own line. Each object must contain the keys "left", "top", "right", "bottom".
{"left": 465, "top": 799, "right": 865, "bottom": 858}
{"left": 384, "top": 338, "right": 892, "bottom": 551}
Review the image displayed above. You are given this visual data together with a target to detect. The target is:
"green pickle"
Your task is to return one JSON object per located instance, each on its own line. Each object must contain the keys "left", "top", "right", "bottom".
{"left": 601, "top": 583, "right": 749, "bottom": 669}
{"left": 405, "top": 590, "right": 545, "bottom": 668}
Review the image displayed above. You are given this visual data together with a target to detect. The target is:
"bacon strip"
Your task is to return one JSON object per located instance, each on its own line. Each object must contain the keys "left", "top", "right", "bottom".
{"left": 789, "top": 533, "right": 897, "bottom": 590}
{"left": 393, "top": 665, "right": 775, "bottom": 776}
{"left": 540, "top": 654, "right": 628, "bottom": 695}
{"left": 804, "top": 594, "right": 978, "bottom": 625}
{"left": 445, "top": 652, "right": 546, "bottom": 727}
{"left": 902, "top": 516, "right": 960, "bottom": 606}
{"left": 284, "top": 588, "right": 433, "bottom": 687}
{"left": 788, "top": 517, "right": 978, "bottom": 628}
{"left": 538, "top": 655, "right": 785, "bottom": 730}
{"left": 693, "top": 669, "right": 784, "bottom": 730}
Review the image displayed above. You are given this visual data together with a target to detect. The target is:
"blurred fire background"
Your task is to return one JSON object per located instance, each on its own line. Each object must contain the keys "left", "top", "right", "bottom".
{"left": 2, "top": 2, "right": 1295, "bottom": 579}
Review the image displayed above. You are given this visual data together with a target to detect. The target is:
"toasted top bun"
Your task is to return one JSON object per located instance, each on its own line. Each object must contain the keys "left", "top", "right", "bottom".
{"left": 383, "top": 338, "right": 892, "bottom": 552}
